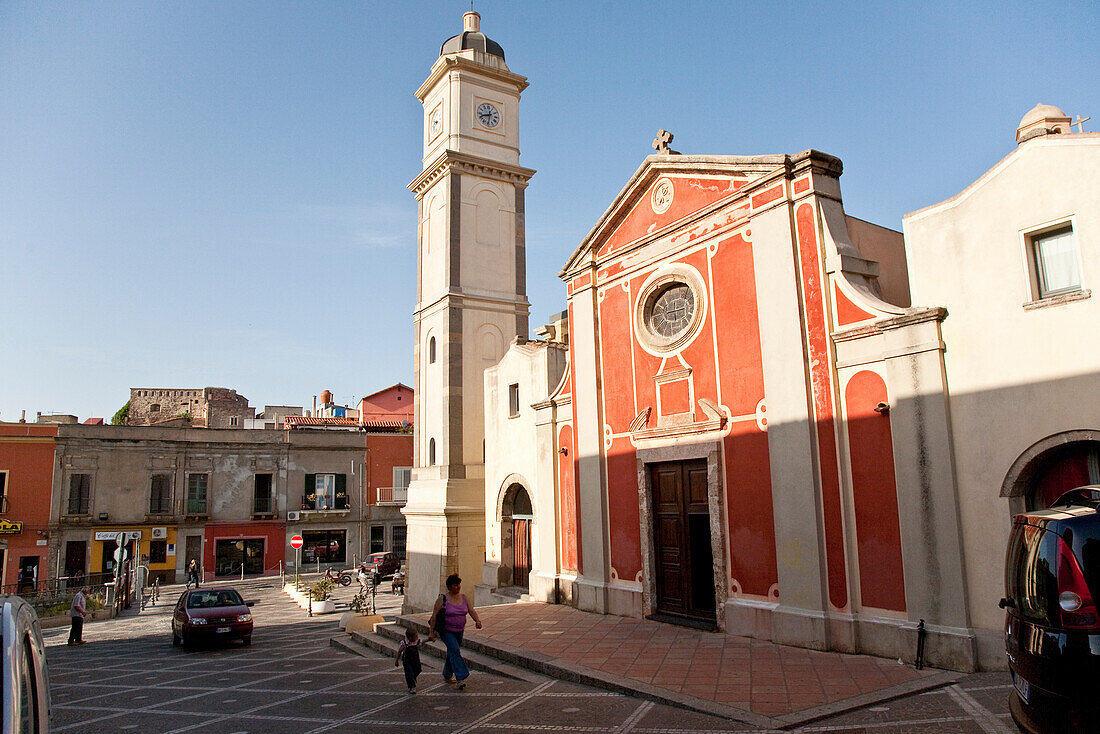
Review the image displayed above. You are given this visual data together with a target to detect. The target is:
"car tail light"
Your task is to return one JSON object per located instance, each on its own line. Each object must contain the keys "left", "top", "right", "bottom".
{"left": 1056, "top": 535, "right": 1100, "bottom": 629}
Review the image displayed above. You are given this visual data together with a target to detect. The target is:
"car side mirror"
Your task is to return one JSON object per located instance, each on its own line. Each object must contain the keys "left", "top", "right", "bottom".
{"left": 246, "top": 601, "right": 257, "bottom": 607}
{"left": 998, "top": 597, "right": 1015, "bottom": 609}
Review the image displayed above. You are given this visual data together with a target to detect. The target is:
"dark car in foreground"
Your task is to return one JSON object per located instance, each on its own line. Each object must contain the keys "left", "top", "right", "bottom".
{"left": 172, "top": 587, "right": 254, "bottom": 648}
{"left": 1002, "top": 486, "right": 1100, "bottom": 733}
{"left": 0, "top": 595, "right": 50, "bottom": 732}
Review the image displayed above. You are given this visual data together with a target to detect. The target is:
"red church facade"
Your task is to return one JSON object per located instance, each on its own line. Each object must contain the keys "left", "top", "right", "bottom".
{"left": 547, "top": 150, "right": 972, "bottom": 668}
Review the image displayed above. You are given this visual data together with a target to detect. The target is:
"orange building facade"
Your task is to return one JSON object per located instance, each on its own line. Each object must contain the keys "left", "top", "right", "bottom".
{"left": 0, "top": 422, "right": 58, "bottom": 592}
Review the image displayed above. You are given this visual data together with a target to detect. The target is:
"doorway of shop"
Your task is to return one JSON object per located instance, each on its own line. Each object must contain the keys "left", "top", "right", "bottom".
{"left": 64, "top": 541, "right": 86, "bottom": 587}
{"left": 17, "top": 556, "right": 39, "bottom": 594}
{"left": 214, "top": 538, "right": 265, "bottom": 576}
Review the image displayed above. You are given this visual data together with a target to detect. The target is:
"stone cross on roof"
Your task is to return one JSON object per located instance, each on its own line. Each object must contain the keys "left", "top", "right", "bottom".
{"left": 1073, "top": 114, "right": 1091, "bottom": 133}
{"left": 652, "top": 129, "right": 680, "bottom": 155}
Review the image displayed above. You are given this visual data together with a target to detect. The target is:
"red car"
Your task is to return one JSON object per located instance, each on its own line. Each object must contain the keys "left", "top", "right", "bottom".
{"left": 172, "top": 587, "right": 254, "bottom": 648}
{"left": 361, "top": 552, "right": 402, "bottom": 578}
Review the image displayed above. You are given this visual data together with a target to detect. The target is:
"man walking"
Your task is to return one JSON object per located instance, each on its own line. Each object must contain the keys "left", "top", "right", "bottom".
{"left": 186, "top": 559, "right": 199, "bottom": 589}
{"left": 68, "top": 586, "right": 89, "bottom": 645}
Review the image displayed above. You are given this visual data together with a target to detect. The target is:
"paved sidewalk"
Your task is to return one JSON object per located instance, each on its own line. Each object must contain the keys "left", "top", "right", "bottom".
{"left": 400, "top": 602, "right": 959, "bottom": 728}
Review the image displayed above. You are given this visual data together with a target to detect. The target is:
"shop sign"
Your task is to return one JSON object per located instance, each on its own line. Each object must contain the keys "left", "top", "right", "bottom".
{"left": 0, "top": 519, "right": 22, "bottom": 535}
{"left": 94, "top": 530, "right": 142, "bottom": 541}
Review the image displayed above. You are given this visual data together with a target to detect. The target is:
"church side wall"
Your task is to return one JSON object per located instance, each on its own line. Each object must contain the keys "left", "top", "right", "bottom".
{"left": 481, "top": 343, "right": 567, "bottom": 605}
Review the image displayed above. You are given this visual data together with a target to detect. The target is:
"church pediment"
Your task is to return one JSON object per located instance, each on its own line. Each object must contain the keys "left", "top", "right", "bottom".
{"left": 559, "top": 154, "right": 790, "bottom": 279}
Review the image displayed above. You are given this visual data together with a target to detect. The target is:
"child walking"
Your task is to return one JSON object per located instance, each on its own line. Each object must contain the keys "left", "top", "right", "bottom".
{"left": 394, "top": 627, "right": 422, "bottom": 693}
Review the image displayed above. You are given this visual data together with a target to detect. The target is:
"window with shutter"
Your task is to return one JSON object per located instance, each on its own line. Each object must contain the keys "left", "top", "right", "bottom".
{"left": 335, "top": 474, "right": 348, "bottom": 509}
{"left": 186, "top": 474, "right": 208, "bottom": 514}
{"left": 67, "top": 474, "right": 91, "bottom": 515}
{"left": 303, "top": 473, "right": 317, "bottom": 510}
{"left": 150, "top": 475, "right": 171, "bottom": 514}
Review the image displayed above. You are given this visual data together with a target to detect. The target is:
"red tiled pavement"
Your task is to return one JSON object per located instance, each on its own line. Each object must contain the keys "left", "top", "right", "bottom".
{"left": 460, "top": 603, "right": 939, "bottom": 718}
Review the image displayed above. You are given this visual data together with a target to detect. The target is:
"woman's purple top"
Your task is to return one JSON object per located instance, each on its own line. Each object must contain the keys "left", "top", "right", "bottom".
{"left": 443, "top": 594, "right": 468, "bottom": 633}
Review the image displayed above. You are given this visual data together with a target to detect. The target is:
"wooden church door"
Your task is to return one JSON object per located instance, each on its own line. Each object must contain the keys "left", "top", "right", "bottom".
{"left": 651, "top": 459, "right": 716, "bottom": 625}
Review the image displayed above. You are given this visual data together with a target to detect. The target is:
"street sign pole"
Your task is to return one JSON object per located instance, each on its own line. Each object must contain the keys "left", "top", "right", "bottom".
{"left": 290, "top": 535, "right": 304, "bottom": 590}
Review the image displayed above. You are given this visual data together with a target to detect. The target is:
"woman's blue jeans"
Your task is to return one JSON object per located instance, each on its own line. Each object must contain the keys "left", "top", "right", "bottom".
{"left": 440, "top": 630, "right": 469, "bottom": 681}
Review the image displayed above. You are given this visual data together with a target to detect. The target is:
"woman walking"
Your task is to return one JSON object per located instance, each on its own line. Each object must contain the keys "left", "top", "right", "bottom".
{"left": 427, "top": 574, "right": 482, "bottom": 689}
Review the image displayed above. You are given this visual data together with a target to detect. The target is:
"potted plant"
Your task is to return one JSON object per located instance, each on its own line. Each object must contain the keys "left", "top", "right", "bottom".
{"left": 310, "top": 577, "right": 337, "bottom": 614}
{"left": 341, "top": 587, "right": 385, "bottom": 635}
{"left": 340, "top": 590, "right": 370, "bottom": 630}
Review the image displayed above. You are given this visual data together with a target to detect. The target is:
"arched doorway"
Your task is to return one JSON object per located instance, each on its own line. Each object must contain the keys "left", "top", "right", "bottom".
{"left": 1028, "top": 442, "right": 1100, "bottom": 509}
{"left": 500, "top": 484, "right": 533, "bottom": 589}
{"left": 1003, "top": 434, "right": 1100, "bottom": 511}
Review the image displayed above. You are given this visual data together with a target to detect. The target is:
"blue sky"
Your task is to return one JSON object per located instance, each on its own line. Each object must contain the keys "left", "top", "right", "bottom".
{"left": 2, "top": 1, "right": 1097, "bottom": 421}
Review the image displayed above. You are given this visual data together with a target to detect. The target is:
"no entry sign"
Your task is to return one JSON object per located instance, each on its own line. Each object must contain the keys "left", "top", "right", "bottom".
{"left": 290, "top": 535, "right": 304, "bottom": 549}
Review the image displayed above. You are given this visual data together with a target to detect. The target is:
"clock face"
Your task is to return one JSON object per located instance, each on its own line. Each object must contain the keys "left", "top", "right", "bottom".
{"left": 430, "top": 107, "right": 442, "bottom": 137}
{"left": 647, "top": 284, "right": 696, "bottom": 338}
{"left": 476, "top": 103, "right": 500, "bottom": 128}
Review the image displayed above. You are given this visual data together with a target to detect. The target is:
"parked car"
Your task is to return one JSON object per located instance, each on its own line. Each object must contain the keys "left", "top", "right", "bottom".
{"left": 1001, "top": 486, "right": 1100, "bottom": 733}
{"left": 172, "top": 587, "right": 255, "bottom": 648}
{"left": 361, "top": 552, "right": 402, "bottom": 579}
{"left": 0, "top": 595, "right": 50, "bottom": 732}
{"left": 304, "top": 540, "right": 341, "bottom": 564}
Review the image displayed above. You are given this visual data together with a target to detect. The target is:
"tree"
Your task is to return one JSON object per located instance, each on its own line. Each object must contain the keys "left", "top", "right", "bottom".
{"left": 111, "top": 400, "right": 130, "bottom": 426}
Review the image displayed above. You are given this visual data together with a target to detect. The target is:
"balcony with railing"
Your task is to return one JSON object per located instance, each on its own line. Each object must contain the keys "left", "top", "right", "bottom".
{"left": 376, "top": 486, "right": 408, "bottom": 507}
{"left": 64, "top": 497, "right": 89, "bottom": 516}
{"left": 252, "top": 495, "right": 275, "bottom": 519}
{"left": 300, "top": 493, "right": 350, "bottom": 515}
{"left": 182, "top": 497, "right": 208, "bottom": 520}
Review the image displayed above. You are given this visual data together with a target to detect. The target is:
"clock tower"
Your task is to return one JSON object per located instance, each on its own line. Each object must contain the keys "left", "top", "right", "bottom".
{"left": 403, "top": 11, "right": 535, "bottom": 612}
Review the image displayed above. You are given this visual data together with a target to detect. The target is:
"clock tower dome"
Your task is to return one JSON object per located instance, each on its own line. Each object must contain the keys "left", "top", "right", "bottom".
{"left": 403, "top": 11, "right": 535, "bottom": 612}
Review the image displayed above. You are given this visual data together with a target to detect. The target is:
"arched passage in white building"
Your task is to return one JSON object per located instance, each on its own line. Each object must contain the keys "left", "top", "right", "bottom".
{"left": 498, "top": 483, "right": 533, "bottom": 589}
{"left": 1002, "top": 431, "right": 1100, "bottom": 513}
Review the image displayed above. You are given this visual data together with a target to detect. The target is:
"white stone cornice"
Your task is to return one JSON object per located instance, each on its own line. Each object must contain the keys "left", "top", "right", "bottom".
{"left": 408, "top": 149, "right": 536, "bottom": 199}
{"left": 558, "top": 150, "right": 843, "bottom": 280}
{"left": 831, "top": 306, "right": 948, "bottom": 342}
{"left": 415, "top": 55, "right": 528, "bottom": 101}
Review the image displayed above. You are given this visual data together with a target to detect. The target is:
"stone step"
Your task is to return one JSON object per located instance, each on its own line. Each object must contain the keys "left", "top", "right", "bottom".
{"left": 476, "top": 583, "right": 536, "bottom": 606}
{"left": 346, "top": 622, "right": 543, "bottom": 682}
{"left": 387, "top": 612, "right": 776, "bottom": 727}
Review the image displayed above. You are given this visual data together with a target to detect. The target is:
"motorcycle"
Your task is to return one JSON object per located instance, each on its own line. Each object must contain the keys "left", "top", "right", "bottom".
{"left": 324, "top": 566, "right": 354, "bottom": 586}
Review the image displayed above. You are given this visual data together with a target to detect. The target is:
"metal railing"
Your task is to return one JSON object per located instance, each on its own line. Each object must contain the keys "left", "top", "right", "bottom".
{"left": 252, "top": 495, "right": 274, "bottom": 514}
{"left": 375, "top": 486, "right": 408, "bottom": 505}
{"left": 185, "top": 498, "right": 207, "bottom": 515}
{"left": 65, "top": 499, "right": 89, "bottom": 515}
{"left": 149, "top": 498, "right": 172, "bottom": 514}
{"left": 2, "top": 572, "right": 115, "bottom": 616}
{"left": 300, "top": 497, "right": 350, "bottom": 511}
{"left": 1, "top": 571, "right": 115, "bottom": 598}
